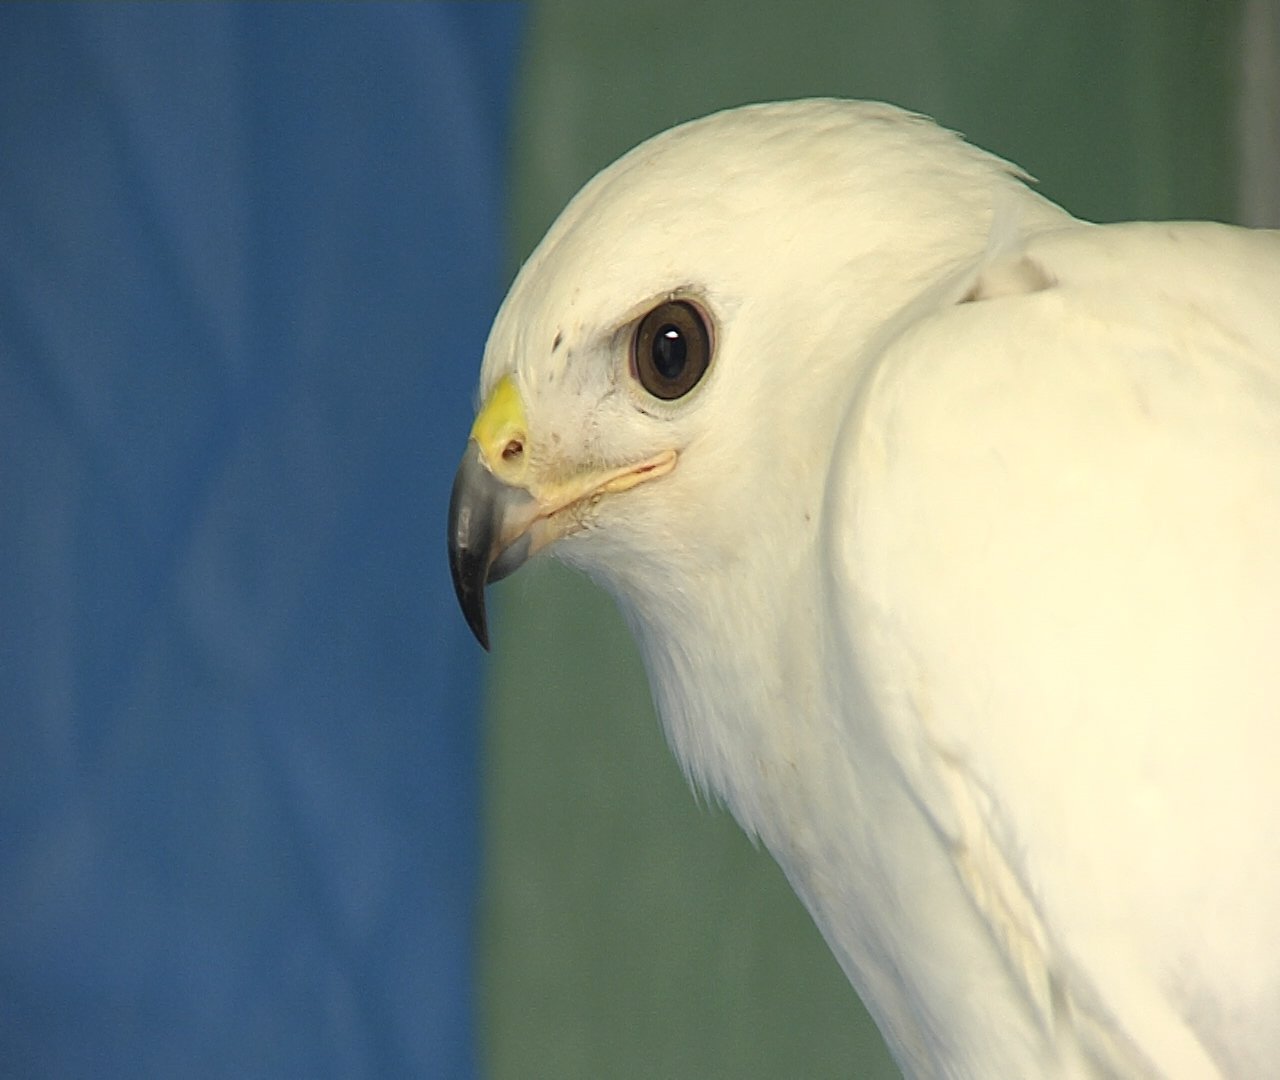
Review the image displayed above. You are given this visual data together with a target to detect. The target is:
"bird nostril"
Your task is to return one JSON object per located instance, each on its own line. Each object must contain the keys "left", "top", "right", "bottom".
{"left": 502, "top": 438, "right": 524, "bottom": 461}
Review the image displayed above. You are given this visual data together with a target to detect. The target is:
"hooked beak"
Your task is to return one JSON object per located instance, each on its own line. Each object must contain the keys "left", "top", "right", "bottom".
{"left": 446, "top": 441, "right": 537, "bottom": 650}
{"left": 446, "top": 375, "right": 676, "bottom": 650}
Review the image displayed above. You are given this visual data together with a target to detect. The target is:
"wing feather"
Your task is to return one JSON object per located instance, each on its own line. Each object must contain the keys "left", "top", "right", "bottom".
{"left": 826, "top": 222, "right": 1280, "bottom": 1076}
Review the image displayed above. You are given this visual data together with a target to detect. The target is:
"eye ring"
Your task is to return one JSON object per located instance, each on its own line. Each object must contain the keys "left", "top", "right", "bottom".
{"left": 631, "top": 299, "right": 713, "bottom": 401}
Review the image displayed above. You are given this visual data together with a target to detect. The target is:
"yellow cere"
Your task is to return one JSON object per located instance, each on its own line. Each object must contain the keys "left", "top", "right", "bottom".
{"left": 469, "top": 375, "right": 527, "bottom": 464}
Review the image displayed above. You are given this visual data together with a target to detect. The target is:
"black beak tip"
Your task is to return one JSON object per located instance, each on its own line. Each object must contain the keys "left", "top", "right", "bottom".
{"left": 448, "top": 440, "right": 537, "bottom": 652}
{"left": 448, "top": 444, "right": 496, "bottom": 651}
{"left": 460, "top": 584, "right": 491, "bottom": 652}
{"left": 448, "top": 537, "right": 493, "bottom": 652}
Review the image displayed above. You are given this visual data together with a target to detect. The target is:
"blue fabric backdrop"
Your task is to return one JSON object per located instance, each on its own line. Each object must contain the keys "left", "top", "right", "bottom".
{"left": 0, "top": 4, "right": 522, "bottom": 1076}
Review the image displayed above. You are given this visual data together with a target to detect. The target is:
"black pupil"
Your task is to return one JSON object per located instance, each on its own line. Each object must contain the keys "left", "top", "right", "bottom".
{"left": 653, "top": 324, "right": 686, "bottom": 379}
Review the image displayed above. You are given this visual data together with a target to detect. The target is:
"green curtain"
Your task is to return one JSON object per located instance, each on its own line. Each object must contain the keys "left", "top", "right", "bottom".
{"left": 482, "top": 4, "right": 1241, "bottom": 1077}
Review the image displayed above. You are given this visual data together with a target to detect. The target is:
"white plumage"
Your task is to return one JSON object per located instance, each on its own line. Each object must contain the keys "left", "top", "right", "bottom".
{"left": 447, "top": 100, "right": 1280, "bottom": 1077}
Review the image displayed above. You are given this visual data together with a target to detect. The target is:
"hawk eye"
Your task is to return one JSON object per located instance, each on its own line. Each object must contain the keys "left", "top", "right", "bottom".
{"left": 632, "top": 300, "right": 712, "bottom": 401}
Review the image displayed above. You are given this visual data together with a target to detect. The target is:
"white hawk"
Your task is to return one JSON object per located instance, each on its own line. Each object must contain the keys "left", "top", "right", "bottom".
{"left": 447, "top": 100, "right": 1280, "bottom": 1078}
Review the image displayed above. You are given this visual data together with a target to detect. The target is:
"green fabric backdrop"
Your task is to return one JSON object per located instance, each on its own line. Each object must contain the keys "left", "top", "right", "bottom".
{"left": 482, "top": 4, "right": 1241, "bottom": 1076}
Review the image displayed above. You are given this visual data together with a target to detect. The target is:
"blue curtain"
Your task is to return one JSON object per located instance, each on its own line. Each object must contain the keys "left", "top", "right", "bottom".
{"left": 0, "top": 4, "right": 522, "bottom": 1076}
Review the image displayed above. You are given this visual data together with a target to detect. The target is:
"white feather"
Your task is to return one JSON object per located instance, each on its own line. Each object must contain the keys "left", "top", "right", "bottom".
{"left": 478, "top": 100, "right": 1280, "bottom": 1078}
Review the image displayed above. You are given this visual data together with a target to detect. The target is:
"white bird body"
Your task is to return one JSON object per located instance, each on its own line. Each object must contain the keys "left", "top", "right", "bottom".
{"left": 450, "top": 100, "right": 1280, "bottom": 1077}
